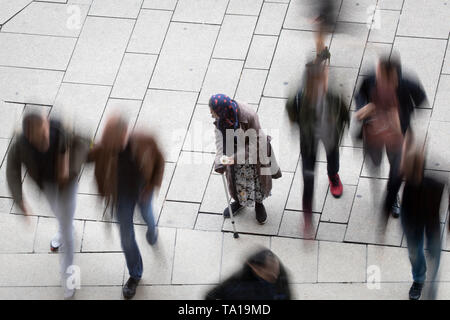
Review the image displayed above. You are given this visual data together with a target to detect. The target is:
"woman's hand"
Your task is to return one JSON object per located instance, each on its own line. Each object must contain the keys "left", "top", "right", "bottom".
{"left": 355, "top": 103, "right": 375, "bottom": 121}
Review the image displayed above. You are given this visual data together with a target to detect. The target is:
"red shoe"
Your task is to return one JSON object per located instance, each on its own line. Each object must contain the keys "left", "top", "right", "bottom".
{"left": 328, "top": 174, "right": 343, "bottom": 198}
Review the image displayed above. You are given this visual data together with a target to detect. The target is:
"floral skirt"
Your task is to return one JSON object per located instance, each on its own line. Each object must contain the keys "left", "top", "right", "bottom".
{"left": 234, "top": 163, "right": 267, "bottom": 207}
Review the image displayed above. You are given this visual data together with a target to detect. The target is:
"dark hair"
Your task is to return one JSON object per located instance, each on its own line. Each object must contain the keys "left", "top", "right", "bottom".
{"left": 378, "top": 55, "right": 401, "bottom": 80}
{"left": 22, "top": 112, "right": 45, "bottom": 136}
{"left": 247, "top": 249, "right": 276, "bottom": 267}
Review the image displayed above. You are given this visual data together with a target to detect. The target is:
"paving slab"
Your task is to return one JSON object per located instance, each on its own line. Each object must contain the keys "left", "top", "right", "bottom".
{"left": 345, "top": 177, "right": 404, "bottom": 246}
{"left": 271, "top": 237, "right": 318, "bottom": 283}
{"left": 1, "top": 2, "right": 89, "bottom": 37}
{"left": 368, "top": 10, "right": 399, "bottom": 43}
{"left": 227, "top": 0, "right": 263, "bottom": 16}
{"left": 158, "top": 201, "right": 199, "bottom": 229}
{"left": 318, "top": 241, "right": 366, "bottom": 282}
{"left": 254, "top": 2, "right": 287, "bottom": 36}
{"left": 74, "top": 252, "right": 125, "bottom": 286}
{"left": 393, "top": 37, "right": 447, "bottom": 107}
{"left": 199, "top": 173, "right": 229, "bottom": 215}
{"left": 150, "top": 23, "right": 219, "bottom": 92}
{"left": 195, "top": 213, "right": 224, "bottom": 232}
{"left": 172, "top": 229, "right": 222, "bottom": 284}
{"left": 110, "top": 53, "right": 157, "bottom": 100}
{"left": 213, "top": 15, "right": 257, "bottom": 60}
{"left": 89, "top": 0, "right": 143, "bottom": 19}
{"left": 367, "top": 245, "right": 412, "bottom": 282}
{"left": 198, "top": 59, "right": 244, "bottom": 104}
{"left": 136, "top": 90, "right": 198, "bottom": 162}
{"left": 321, "top": 184, "right": 357, "bottom": 224}
{"left": 338, "top": 0, "right": 377, "bottom": 24}
{"left": 166, "top": 152, "right": 215, "bottom": 203}
{"left": 431, "top": 75, "right": 450, "bottom": 122}
{"left": 0, "top": 213, "right": 37, "bottom": 253}
{"left": 0, "top": 0, "right": 32, "bottom": 24}
{"left": 173, "top": 0, "right": 228, "bottom": 24}
{"left": 142, "top": 0, "right": 177, "bottom": 10}
{"left": 134, "top": 225, "right": 176, "bottom": 285}
{"left": 183, "top": 105, "right": 217, "bottom": 154}
{"left": 127, "top": 9, "right": 172, "bottom": 54}
{"left": 426, "top": 121, "right": 450, "bottom": 172}
{"left": 0, "top": 67, "right": 63, "bottom": 105}
{"left": 64, "top": 16, "right": 135, "bottom": 86}
{"left": 278, "top": 210, "right": 320, "bottom": 239}
{"left": 0, "top": 33, "right": 76, "bottom": 71}
{"left": 82, "top": 220, "right": 122, "bottom": 252}
{"left": 397, "top": 0, "right": 450, "bottom": 39}
{"left": 257, "top": 97, "right": 300, "bottom": 172}
{"left": 244, "top": 35, "right": 278, "bottom": 70}
{"left": 264, "top": 30, "right": 316, "bottom": 98}
{"left": 0, "top": 102, "right": 24, "bottom": 139}
{"left": 330, "top": 22, "right": 369, "bottom": 68}
{"left": 316, "top": 222, "right": 347, "bottom": 242}
{"left": 377, "top": 0, "right": 404, "bottom": 10}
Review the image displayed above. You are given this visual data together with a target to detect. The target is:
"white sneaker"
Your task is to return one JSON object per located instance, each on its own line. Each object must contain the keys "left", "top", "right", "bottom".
{"left": 50, "top": 233, "right": 62, "bottom": 252}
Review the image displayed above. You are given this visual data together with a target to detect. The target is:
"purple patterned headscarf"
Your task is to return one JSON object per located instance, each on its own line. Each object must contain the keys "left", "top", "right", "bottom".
{"left": 209, "top": 94, "right": 239, "bottom": 130}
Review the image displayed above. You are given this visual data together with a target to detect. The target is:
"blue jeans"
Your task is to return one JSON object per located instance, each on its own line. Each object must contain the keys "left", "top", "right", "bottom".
{"left": 401, "top": 209, "right": 441, "bottom": 284}
{"left": 116, "top": 193, "right": 157, "bottom": 280}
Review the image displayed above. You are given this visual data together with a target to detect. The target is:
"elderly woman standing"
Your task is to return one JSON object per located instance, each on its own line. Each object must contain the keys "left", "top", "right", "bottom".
{"left": 209, "top": 94, "right": 281, "bottom": 224}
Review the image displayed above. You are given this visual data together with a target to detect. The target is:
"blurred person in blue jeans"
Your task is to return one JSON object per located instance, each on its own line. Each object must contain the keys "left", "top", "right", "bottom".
{"left": 7, "top": 112, "right": 89, "bottom": 299}
{"left": 400, "top": 131, "right": 445, "bottom": 300}
{"left": 88, "top": 115, "right": 165, "bottom": 299}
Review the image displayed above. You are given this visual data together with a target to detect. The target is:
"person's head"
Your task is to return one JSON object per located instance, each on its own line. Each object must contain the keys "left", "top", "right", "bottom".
{"left": 101, "top": 115, "right": 129, "bottom": 151}
{"left": 22, "top": 112, "right": 50, "bottom": 152}
{"left": 304, "top": 60, "right": 329, "bottom": 101}
{"left": 376, "top": 56, "right": 401, "bottom": 88}
{"left": 208, "top": 94, "right": 239, "bottom": 129}
{"left": 246, "top": 249, "right": 280, "bottom": 283}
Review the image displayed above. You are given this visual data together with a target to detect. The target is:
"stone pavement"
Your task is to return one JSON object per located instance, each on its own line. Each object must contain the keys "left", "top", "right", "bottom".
{"left": 0, "top": 0, "right": 449, "bottom": 300}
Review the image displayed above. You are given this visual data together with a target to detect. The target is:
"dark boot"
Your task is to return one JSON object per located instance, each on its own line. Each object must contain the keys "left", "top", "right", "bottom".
{"left": 123, "top": 277, "right": 140, "bottom": 300}
{"left": 255, "top": 202, "right": 267, "bottom": 224}
{"left": 409, "top": 281, "right": 423, "bottom": 300}
{"left": 223, "top": 201, "right": 243, "bottom": 218}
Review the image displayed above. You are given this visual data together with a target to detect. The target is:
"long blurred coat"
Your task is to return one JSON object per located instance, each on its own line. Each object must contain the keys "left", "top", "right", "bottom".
{"left": 88, "top": 132, "right": 165, "bottom": 204}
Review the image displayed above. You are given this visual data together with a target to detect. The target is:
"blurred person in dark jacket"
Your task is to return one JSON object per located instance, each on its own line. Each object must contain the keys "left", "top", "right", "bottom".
{"left": 286, "top": 58, "right": 349, "bottom": 237}
{"left": 7, "top": 112, "right": 89, "bottom": 299}
{"left": 400, "top": 132, "right": 445, "bottom": 300}
{"left": 354, "top": 56, "right": 427, "bottom": 219}
{"left": 205, "top": 249, "right": 291, "bottom": 300}
{"left": 88, "top": 115, "right": 164, "bottom": 300}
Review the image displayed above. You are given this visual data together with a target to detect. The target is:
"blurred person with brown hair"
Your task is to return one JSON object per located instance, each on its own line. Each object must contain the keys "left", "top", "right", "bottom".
{"left": 205, "top": 249, "right": 291, "bottom": 300}
{"left": 354, "top": 56, "right": 427, "bottom": 219}
{"left": 7, "top": 112, "right": 89, "bottom": 299}
{"left": 286, "top": 58, "right": 349, "bottom": 237}
{"left": 399, "top": 131, "right": 445, "bottom": 300}
{"left": 88, "top": 115, "right": 164, "bottom": 299}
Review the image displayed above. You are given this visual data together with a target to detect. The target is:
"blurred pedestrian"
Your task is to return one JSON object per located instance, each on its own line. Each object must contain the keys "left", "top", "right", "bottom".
{"left": 286, "top": 58, "right": 349, "bottom": 237}
{"left": 400, "top": 132, "right": 444, "bottom": 300}
{"left": 88, "top": 115, "right": 165, "bottom": 300}
{"left": 354, "top": 56, "right": 427, "bottom": 219}
{"left": 205, "top": 249, "right": 291, "bottom": 300}
{"left": 210, "top": 94, "right": 281, "bottom": 225}
{"left": 7, "top": 112, "right": 89, "bottom": 299}
{"left": 313, "top": 0, "right": 337, "bottom": 63}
